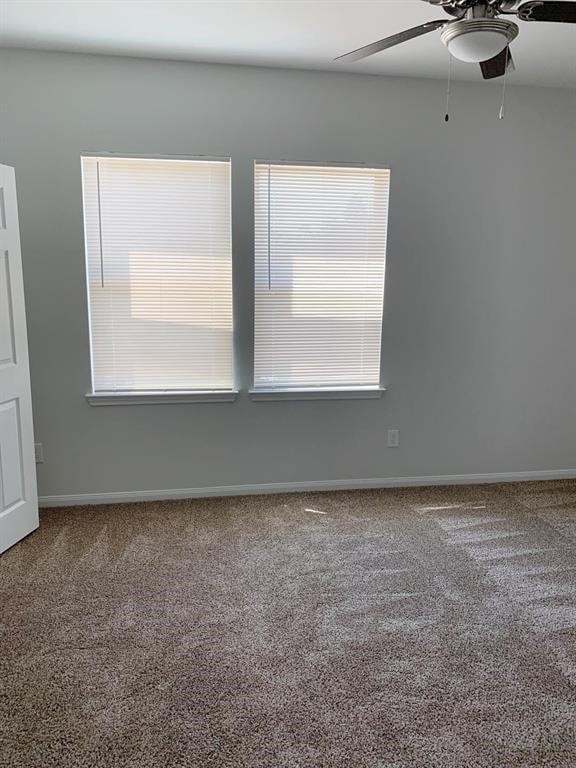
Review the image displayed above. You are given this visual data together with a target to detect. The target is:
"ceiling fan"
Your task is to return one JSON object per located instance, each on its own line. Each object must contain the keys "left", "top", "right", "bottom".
{"left": 336, "top": 1, "right": 576, "bottom": 79}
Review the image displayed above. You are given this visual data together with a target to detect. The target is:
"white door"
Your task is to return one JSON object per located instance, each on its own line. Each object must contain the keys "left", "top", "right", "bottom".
{"left": 0, "top": 164, "right": 38, "bottom": 554}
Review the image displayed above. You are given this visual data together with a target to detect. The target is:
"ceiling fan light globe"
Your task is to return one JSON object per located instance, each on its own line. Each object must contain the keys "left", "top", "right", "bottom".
{"left": 441, "top": 19, "right": 519, "bottom": 64}
{"left": 447, "top": 31, "right": 509, "bottom": 63}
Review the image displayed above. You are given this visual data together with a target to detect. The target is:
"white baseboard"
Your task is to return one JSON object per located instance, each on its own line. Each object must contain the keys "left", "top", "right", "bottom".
{"left": 38, "top": 470, "right": 576, "bottom": 507}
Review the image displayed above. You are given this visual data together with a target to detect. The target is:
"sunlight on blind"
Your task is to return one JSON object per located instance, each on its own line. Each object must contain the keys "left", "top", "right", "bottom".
{"left": 81, "top": 156, "right": 233, "bottom": 392}
{"left": 254, "top": 163, "right": 390, "bottom": 390}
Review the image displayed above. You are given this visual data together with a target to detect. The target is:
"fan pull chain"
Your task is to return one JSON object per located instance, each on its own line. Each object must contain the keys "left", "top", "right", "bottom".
{"left": 445, "top": 53, "right": 454, "bottom": 123}
{"left": 498, "top": 47, "right": 511, "bottom": 120}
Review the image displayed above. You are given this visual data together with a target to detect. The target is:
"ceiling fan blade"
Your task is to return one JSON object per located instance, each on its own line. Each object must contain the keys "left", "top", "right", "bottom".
{"left": 480, "top": 47, "right": 515, "bottom": 80}
{"left": 335, "top": 20, "right": 447, "bottom": 63}
{"left": 517, "top": 1, "right": 576, "bottom": 23}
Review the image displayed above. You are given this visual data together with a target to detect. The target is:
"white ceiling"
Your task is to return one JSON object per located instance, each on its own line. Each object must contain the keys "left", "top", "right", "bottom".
{"left": 1, "top": 0, "right": 575, "bottom": 88}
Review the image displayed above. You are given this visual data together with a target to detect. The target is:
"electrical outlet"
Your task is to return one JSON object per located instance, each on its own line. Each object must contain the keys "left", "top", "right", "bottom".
{"left": 387, "top": 429, "right": 400, "bottom": 448}
{"left": 34, "top": 443, "right": 44, "bottom": 464}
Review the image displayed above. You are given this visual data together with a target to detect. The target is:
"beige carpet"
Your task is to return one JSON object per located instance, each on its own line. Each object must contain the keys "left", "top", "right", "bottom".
{"left": 1, "top": 481, "right": 575, "bottom": 767}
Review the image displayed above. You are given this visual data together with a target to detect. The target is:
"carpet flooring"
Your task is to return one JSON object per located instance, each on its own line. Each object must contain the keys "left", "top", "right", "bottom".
{"left": 1, "top": 481, "right": 576, "bottom": 767}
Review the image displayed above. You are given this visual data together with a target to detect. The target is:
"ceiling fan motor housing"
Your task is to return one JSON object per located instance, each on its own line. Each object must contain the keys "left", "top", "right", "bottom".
{"left": 441, "top": 18, "right": 519, "bottom": 62}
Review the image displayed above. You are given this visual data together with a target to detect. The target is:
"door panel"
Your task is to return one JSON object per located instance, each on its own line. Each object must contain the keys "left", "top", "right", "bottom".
{"left": 0, "top": 398, "right": 25, "bottom": 510}
{"left": 0, "top": 251, "right": 16, "bottom": 366}
{"left": 0, "top": 164, "right": 38, "bottom": 554}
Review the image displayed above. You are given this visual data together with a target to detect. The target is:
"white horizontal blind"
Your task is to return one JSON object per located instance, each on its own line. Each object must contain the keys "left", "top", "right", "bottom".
{"left": 81, "top": 156, "right": 233, "bottom": 392}
{"left": 254, "top": 163, "right": 390, "bottom": 390}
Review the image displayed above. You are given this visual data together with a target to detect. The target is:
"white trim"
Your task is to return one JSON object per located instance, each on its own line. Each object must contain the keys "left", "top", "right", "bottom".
{"left": 253, "top": 159, "right": 391, "bottom": 170}
{"left": 81, "top": 152, "right": 231, "bottom": 163}
{"left": 86, "top": 390, "right": 238, "bottom": 405}
{"left": 249, "top": 386, "right": 386, "bottom": 401}
{"left": 39, "top": 470, "right": 576, "bottom": 507}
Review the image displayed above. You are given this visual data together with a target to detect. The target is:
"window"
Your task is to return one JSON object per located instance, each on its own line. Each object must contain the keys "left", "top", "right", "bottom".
{"left": 81, "top": 156, "right": 234, "bottom": 403}
{"left": 253, "top": 163, "right": 389, "bottom": 398}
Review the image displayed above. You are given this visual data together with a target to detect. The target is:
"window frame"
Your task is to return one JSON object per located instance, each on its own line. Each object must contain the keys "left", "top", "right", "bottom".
{"left": 80, "top": 152, "right": 238, "bottom": 405}
{"left": 250, "top": 159, "right": 390, "bottom": 401}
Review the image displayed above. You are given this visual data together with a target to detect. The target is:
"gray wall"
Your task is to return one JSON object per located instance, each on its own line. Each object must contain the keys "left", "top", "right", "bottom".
{"left": 1, "top": 49, "right": 575, "bottom": 498}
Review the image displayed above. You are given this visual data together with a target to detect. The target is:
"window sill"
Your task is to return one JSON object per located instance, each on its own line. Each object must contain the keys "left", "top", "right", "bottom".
{"left": 86, "top": 390, "right": 239, "bottom": 406}
{"left": 248, "top": 387, "right": 386, "bottom": 402}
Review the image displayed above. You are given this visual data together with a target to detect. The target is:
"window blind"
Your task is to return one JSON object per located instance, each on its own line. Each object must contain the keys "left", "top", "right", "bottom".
{"left": 254, "top": 163, "right": 390, "bottom": 390}
{"left": 81, "top": 156, "right": 233, "bottom": 393}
